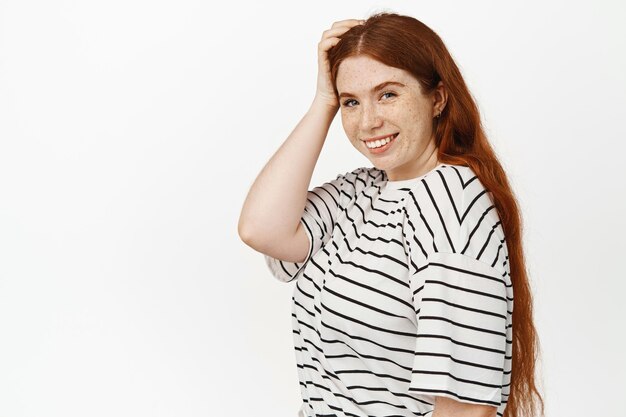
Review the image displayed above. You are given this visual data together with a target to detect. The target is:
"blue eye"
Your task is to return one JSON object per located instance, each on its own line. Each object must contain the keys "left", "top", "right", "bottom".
{"left": 342, "top": 91, "right": 396, "bottom": 108}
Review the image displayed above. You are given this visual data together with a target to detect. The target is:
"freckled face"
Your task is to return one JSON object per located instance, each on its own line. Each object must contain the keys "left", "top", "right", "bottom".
{"left": 336, "top": 55, "right": 439, "bottom": 181}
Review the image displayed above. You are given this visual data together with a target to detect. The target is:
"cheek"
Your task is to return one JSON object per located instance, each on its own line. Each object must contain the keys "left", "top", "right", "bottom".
{"left": 341, "top": 113, "right": 358, "bottom": 137}
{"left": 409, "top": 106, "right": 431, "bottom": 126}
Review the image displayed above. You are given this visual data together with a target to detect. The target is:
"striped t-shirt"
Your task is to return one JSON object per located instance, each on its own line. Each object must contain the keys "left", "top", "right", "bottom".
{"left": 264, "top": 163, "right": 513, "bottom": 417}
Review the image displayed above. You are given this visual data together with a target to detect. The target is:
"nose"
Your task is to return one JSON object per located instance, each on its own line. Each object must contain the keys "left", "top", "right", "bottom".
{"left": 359, "top": 102, "right": 383, "bottom": 132}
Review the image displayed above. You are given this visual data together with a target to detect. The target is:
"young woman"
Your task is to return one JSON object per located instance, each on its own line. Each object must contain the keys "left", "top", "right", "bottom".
{"left": 239, "top": 12, "right": 544, "bottom": 417}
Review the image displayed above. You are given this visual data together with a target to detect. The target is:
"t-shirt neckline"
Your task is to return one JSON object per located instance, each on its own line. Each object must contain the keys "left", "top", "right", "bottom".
{"left": 383, "top": 163, "right": 445, "bottom": 189}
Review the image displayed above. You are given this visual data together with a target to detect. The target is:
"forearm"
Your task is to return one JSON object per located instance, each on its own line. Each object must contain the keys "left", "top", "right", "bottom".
{"left": 238, "top": 97, "right": 339, "bottom": 246}
{"left": 432, "top": 396, "right": 497, "bottom": 417}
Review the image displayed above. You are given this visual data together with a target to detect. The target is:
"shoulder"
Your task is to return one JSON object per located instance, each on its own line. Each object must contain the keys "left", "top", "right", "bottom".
{"left": 420, "top": 163, "right": 479, "bottom": 193}
{"left": 404, "top": 163, "right": 477, "bottom": 213}
{"left": 406, "top": 164, "right": 509, "bottom": 273}
{"left": 338, "top": 166, "right": 386, "bottom": 195}
{"left": 417, "top": 163, "right": 491, "bottom": 213}
{"left": 431, "top": 165, "right": 508, "bottom": 274}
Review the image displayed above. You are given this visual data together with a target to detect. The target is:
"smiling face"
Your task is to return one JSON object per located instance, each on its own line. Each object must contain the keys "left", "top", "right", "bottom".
{"left": 336, "top": 55, "right": 446, "bottom": 181}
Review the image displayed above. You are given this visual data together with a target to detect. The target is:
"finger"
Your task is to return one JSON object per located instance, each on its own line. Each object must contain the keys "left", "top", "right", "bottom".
{"left": 323, "top": 25, "right": 357, "bottom": 37}
{"left": 317, "top": 37, "right": 341, "bottom": 53}
{"left": 330, "top": 19, "right": 364, "bottom": 29}
{"left": 320, "top": 29, "right": 344, "bottom": 42}
{"left": 321, "top": 23, "right": 362, "bottom": 41}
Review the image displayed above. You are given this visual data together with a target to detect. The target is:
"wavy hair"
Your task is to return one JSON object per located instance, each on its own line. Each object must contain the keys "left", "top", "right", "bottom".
{"left": 327, "top": 12, "right": 545, "bottom": 417}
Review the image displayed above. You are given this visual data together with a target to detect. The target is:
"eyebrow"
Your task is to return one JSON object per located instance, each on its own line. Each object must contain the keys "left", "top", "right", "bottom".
{"left": 338, "top": 81, "right": 406, "bottom": 99}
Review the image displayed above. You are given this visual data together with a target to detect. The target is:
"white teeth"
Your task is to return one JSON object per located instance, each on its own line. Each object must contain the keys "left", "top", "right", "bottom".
{"left": 365, "top": 134, "right": 396, "bottom": 149}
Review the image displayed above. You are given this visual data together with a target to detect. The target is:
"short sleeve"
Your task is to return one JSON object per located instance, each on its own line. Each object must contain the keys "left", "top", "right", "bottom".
{"left": 402, "top": 166, "right": 513, "bottom": 407}
{"left": 408, "top": 251, "right": 510, "bottom": 407}
{"left": 264, "top": 171, "right": 347, "bottom": 283}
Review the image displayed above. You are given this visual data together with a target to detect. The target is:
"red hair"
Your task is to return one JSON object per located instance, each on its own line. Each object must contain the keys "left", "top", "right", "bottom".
{"left": 328, "top": 12, "right": 545, "bottom": 417}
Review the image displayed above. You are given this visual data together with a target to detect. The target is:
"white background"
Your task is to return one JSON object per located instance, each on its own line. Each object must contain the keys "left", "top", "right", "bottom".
{"left": 1, "top": 1, "right": 625, "bottom": 416}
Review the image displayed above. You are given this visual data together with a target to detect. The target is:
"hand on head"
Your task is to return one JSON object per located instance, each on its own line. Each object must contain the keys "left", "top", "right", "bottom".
{"left": 315, "top": 19, "right": 365, "bottom": 108}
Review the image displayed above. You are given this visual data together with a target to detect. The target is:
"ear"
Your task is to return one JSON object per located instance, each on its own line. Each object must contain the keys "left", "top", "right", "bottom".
{"left": 432, "top": 81, "right": 448, "bottom": 115}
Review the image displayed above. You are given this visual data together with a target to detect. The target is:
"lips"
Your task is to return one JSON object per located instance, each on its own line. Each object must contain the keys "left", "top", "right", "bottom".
{"left": 362, "top": 132, "right": 398, "bottom": 143}
{"left": 364, "top": 133, "right": 398, "bottom": 148}
{"left": 364, "top": 133, "right": 398, "bottom": 153}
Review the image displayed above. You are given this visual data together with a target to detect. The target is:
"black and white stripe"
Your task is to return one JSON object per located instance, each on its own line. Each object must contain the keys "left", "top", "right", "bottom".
{"left": 265, "top": 164, "right": 513, "bottom": 417}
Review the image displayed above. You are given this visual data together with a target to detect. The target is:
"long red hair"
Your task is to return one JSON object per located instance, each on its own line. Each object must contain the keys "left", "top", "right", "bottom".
{"left": 328, "top": 12, "right": 545, "bottom": 417}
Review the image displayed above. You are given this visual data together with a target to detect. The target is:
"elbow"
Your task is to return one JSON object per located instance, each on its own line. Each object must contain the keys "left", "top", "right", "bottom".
{"left": 238, "top": 220, "right": 255, "bottom": 246}
{"left": 238, "top": 220, "right": 268, "bottom": 251}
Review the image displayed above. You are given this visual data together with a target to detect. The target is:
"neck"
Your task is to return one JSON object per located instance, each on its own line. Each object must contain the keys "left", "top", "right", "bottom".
{"left": 387, "top": 144, "right": 440, "bottom": 181}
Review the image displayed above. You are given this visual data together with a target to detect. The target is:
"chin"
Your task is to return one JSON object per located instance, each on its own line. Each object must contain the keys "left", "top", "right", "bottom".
{"left": 369, "top": 161, "right": 391, "bottom": 172}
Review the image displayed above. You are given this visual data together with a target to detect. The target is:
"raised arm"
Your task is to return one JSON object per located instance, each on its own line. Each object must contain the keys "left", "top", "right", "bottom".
{"left": 237, "top": 19, "right": 363, "bottom": 262}
{"left": 237, "top": 97, "right": 338, "bottom": 261}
